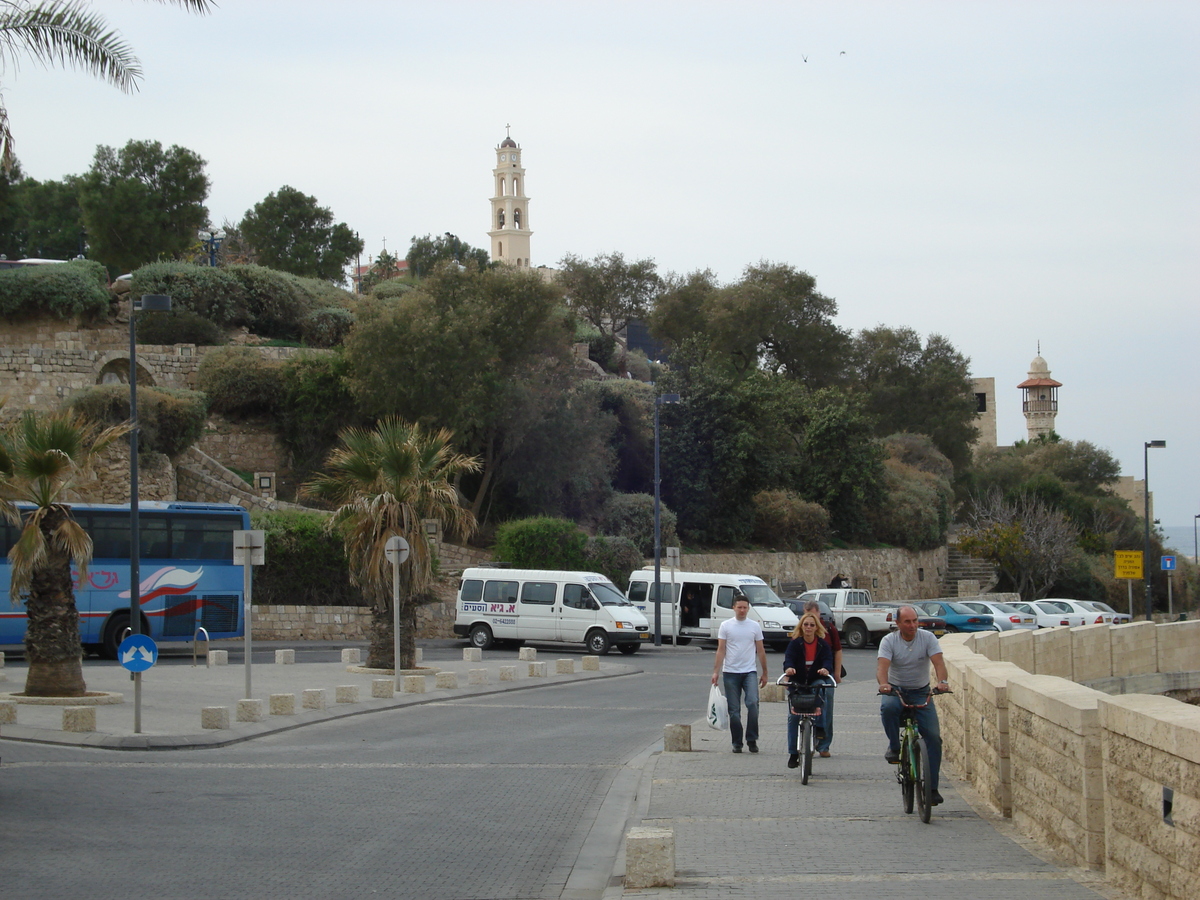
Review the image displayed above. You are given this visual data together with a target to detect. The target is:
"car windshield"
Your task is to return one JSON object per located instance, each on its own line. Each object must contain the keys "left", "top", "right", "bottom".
{"left": 944, "top": 601, "right": 981, "bottom": 615}
{"left": 742, "top": 584, "right": 785, "bottom": 607}
{"left": 1034, "top": 602, "right": 1067, "bottom": 614}
{"left": 590, "top": 582, "right": 631, "bottom": 607}
{"left": 992, "top": 603, "right": 1024, "bottom": 614}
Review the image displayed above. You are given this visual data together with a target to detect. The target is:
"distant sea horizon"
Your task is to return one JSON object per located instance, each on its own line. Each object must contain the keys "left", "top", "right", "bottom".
{"left": 1160, "top": 526, "right": 1196, "bottom": 560}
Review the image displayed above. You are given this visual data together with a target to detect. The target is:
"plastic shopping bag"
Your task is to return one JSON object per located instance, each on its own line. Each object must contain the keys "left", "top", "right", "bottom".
{"left": 707, "top": 683, "right": 729, "bottom": 731}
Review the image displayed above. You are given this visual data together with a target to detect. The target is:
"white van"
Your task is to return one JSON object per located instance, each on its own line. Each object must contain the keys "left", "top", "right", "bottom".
{"left": 626, "top": 568, "right": 799, "bottom": 650}
{"left": 454, "top": 567, "right": 651, "bottom": 655}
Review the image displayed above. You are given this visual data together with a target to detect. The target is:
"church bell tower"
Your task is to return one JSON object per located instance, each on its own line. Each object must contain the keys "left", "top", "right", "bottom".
{"left": 488, "top": 128, "right": 532, "bottom": 267}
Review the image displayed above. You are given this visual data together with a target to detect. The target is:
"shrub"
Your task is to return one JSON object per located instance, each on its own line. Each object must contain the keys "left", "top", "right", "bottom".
{"left": 251, "top": 509, "right": 361, "bottom": 606}
{"left": 0, "top": 260, "right": 109, "bottom": 321}
{"left": 65, "top": 384, "right": 207, "bottom": 457}
{"left": 135, "top": 308, "right": 225, "bottom": 346}
{"left": 277, "top": 351, "right": 362, "bottom": 480}
{"left": 195, "top": 346, "right": 285, "bottom": 417}
{"left": 868, "top": 460, "right": 952, "bottom": 551}
{"left": 598, "top": 493, "right": 677, "bottom": 556}
{"left": 582, "top": 535, "right": 643, "bottom": 586}
{"left": 752, "top": 490, "right": 830, "bottom": 550}
{"left": 225, "top": 264, "right": 313, "bottom": 340}
{"left": 493, "top": 517, "right": 587, "bottom": 570}
{"left": 370, "top": 279, "right": 415, "bottom": 300}
{"left": 129, "top": 262, "right": 246, "bottom": 326}
{"left": 300, "top": 306, "right": 355, "bottom": 348}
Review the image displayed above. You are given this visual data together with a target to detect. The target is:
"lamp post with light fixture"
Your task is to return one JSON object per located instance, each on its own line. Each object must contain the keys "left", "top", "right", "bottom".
{"left": 1143, "top": 440, "right": 1166, "bottom": 622}
{"left": 652, "top": 392, "right": 680, "bottom": 646}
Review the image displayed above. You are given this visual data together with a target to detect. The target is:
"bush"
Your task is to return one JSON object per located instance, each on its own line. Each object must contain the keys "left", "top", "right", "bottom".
{"left": 493, "top": 517, "right": 587, "bottom": 570}
{"left": 300, "top": 306, "right": 355, "bottom": 348}
{"left": 752, "top": 490, "right": 830, "bottom": 550}
{"left": 65, "top": 384, "right": 207, "bottom": 457}
{"left": 195, "top": 346, "right": 285, "bottom": 417}
{"left": 129, "top": 262, "right": 246, "bottom": 326}
{"left": 135, "top": 308, "right": 225, "bottom": 346}
{"left": 582, "top": 535, "right": 643, "bottom": 586}
{"left": 277, "top": 351, "right": 362, "bottom": 480}
{"left": 251, "top": 509, "right": 361, "bottom": 606}
{"left": 0, "top": 259, "right": 109, "bottom": 321}
{"left": 370, "top": 279, "right": 415, "bottom": 300}
{"left": 868, "top": 460, "right": 952, "bottom": 551}
{"left": 598, "top": 493, "right": 676, "bottom": 556}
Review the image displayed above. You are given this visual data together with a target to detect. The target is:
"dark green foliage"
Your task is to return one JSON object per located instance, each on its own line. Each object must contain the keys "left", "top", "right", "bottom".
{"left": 589, "top": 380, "right": 654, "bottom": 494}
{"left": 406, "top": 233, "right": 491, "bottom": 277}
{"left": 493, "top": 517, "right": 587, "bottom": 570}
{"left": 369, "top": 279, "right": 415, "bottom": 300}
{"left": 0, "top": 167, "right": 85, "bottom": 260}
{"left": 0, "top": 259, "right": 109, "bottom": 321}
{"left": 751, "top": 491, "right": 830, "bottom": 550}
{"left": 64, "top": 384, "right": 207, "bottom": 457}
{"left": 300, "top": 307, "right": 355, "bottom": 348}
{"left": 239, "top": 186, "right": 363, "bottom": 284}
{"left": 134, "top": 308, "right": 224, "bottom": 346}
{"left": 195, "top": 347, "right": 285, "bottom": 417}
{"left": 582, "top": 535, "right": 644, "bottom": 585}
{"left": 250, "top": 510, "right": 361, "bottom": 606}
{"left": 129, "top": 262, "right": 245, "bottom": 325}
{"left": 597, "top": 493, "right": 677, "bottom": 557}
{"left": 866, "top": 434, "right": 954, "bottom": 551}
{"left": 557, "top": 251, "right": 661, "bottom": 343}
{"left": 276, "top": 352, "right": 362, "bottom": 482}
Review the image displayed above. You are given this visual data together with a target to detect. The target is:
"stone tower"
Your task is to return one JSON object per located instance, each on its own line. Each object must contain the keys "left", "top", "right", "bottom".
{"left": 488, "top": 129, "right": 532, "bottom": 267}
{"left": 1018, "top": 352, "right": 1061, "bottom": 440}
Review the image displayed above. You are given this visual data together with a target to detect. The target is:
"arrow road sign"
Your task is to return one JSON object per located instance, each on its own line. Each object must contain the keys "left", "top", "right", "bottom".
{"left": 118, "top": 633, "right": 158, "bottom": 673}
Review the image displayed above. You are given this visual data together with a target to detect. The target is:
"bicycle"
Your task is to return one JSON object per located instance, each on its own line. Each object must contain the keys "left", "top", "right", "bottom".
{"left": 778, "top": 673, "right": 836, "bottom": 785}
{"left": 879, "top": 686, "right": 950, "bottom": 823}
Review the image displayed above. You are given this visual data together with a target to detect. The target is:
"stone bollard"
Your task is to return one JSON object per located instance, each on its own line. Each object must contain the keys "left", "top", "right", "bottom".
{"left": 269, "top": 694, "right": 296, "bottom": 716}
{"left": 0, "top": 699, "right": 16, "bottom": 724}
{"left": 401, "top": 675, "right": 426, "bottom": 694}
{"left": 581, "top": 655, "right": 600, "bottom": 671}
{"left": 624, "top": 826, "right": 675, "bottom": 889}
{"left": 436, "top": 672, "right": 459, "bottom": 689}
{"left": 528, "top": 661, "right": 547, "bottom": 678}
{"left": 63, "top": 706, "right": 96, "bottom": 733}
{"left": 556, "top": 658, "right": 575, "bottom": 675}
{"left": 302, "top": 689, "right": 326, "bottom": 710}
{"left": 664, "top": 723, "right": 692, "bottom": 752}
{"left": 335, "top": 685, "right": 360, "bottom": 704}
{"left": 463, "top": 647, "right": 482, "bottom": 662}
{"left": 237, "top": 699, "right": 265, "bottom": 722}
{"left": 201, "top": 707, "right": 230, "bottom": 730}
{"left": 468, "top": 668, "right": 488, "bottom": 685}
{"left": 372, "top": 679, "right": 395, "bottom": 698}
{"left": 341, "top": 648, "right": 362, "bottom": 664}
{"left": 497, "top": 665, "right": 515, "bottom": 682}
{"left": 274, "top": 649, "right": 295, "bottom": 665}
{"left": 760, "top": 683, "right": 785, "bottom": 703}
{"left": 518, "top": 647, "right": 537, "bottom": 661}
{"left": 208, "top": 649, "right": 229, "bottom": 666}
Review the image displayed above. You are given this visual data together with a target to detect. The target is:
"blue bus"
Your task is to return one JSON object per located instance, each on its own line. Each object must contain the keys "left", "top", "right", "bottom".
{"left": 1, "top": 502, "right": 251, "bottom": 658}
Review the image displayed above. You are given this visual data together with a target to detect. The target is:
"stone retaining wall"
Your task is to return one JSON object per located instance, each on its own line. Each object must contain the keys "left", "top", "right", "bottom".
{"left": 251, "top": 600, "right": 456, "bottom": 641}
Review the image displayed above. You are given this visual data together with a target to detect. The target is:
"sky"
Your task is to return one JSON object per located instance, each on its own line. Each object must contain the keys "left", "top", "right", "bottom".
{"left": 4, "top": 1, "right": 1198, "bottom": 527}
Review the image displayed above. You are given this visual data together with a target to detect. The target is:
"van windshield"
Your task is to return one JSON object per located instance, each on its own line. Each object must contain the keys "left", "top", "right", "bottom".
{"left": 741, "top": 584, "right": 785, "bottom": 607}
{"left": 590, "top": 581, "right": 631, "bottom": 606}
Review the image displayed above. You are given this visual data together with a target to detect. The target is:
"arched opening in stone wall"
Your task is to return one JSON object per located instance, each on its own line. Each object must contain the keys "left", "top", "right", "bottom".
{"left": 97, "top": 357, "right": 157, "bottom": 387}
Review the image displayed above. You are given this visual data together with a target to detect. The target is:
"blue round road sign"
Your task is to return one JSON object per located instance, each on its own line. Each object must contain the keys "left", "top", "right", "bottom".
{"left": 118, "top": 633, "right": 159, "bottom": 672}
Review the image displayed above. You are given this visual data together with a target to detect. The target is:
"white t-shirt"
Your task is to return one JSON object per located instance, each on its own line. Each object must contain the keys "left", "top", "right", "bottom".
{"left": 718, "top": 616, "right": 764, "bottom": 674}
{"left": 878, "top": 629, "right": 943, "bottom": 689}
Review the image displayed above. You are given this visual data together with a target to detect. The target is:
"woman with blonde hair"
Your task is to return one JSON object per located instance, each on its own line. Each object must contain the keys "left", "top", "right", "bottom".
{"left": 781, "top": 612, "right": 833, "bottom": 769}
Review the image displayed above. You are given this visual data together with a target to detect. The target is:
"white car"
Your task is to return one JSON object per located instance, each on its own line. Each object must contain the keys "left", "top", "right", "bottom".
{"left": 1080, "top": 600, "right": 1131, "bottom": 625}
{"left": 1040, "top": 599, "right": 1112, "bottom": 626}
{"left": 1009, "top": 601, "right": 1079, "bottom": 628}
{"left": 960, "top": 601, "right": 1038, "bottom": 631}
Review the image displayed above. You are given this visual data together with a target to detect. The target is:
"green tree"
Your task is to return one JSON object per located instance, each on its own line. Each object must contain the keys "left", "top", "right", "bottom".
{"left": 301, "top": 418, "right": 478, "bottom": 669}
{"left": 0, "top": 408, "right": 129, "bottom": 696}
{"left": 557, "top": 252, "right": 662, "bottom": 352}
{"left": 239, "top": 186, "right": 363, "bottom": 283}
{"left": 406, "top": 232, "right": 491, "bottom": 277}
{"left": 647, "top": 268, "right": 719, "bottom": 353}
{"left": 0, "top": 166, "right": 84, "bottom": 259}
{"left": 77, "top": 139, "right": 210, "bottom": 275}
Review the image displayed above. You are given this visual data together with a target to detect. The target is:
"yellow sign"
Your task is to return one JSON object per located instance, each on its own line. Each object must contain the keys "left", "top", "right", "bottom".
{"left": 1114, "top": 550, "right": 1143, "bottom": 580}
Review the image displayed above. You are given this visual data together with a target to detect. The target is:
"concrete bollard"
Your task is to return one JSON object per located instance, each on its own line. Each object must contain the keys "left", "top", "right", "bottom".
{"left": 63, "top": 706, "right": 96, "bottom": 733}
{"left": 335, "top": 685, "right": 360, "bottom": 704}
{"left": 274, "top": 649, "right": 295, "bottom": 665}
{"left": 436, "top": 672, "right": 459, "bottom": 689}
{"left": 664, "top": 723, "right": 692, "bottom": 752}
{"left": 302, "top": 689, "right": 326, "bottom": 710}
{"left": 582, "top": 655, "right": 600, "bottom": 671}
{"left": 237, "top": 699, "right": 265, "bottom": 722}
{"left": 518, "top": 647, "right": 537, "bottom": 661}
{"left": 624, "top": 826, "right": 675, "bottom": 889}
{"left": 415, "top": 648, "right": 423, "bottom": 665}
{"left": 371, "top": 678, "right": 395, "bottom": 698}
{"left": 341, "top": 648, "right": 362, "bottom": 664}
{"left": 468, "top": 668, "right": 488, "bottom": 685}
{"left": 201, "top": 707, "right": 230, "bottom": 729}
{"left": 269, "top": 694, "right": 296, "bottom": 716}
{"left": 528, "top": 661, "right": 547, "bottom": 678}
{"left": 207, "top": 649, "right": 229, "bottom": 666}
{"left": 0, "top": 699, "right": 16, "bottom": 724}
{"left": 401, "top": 675, "right": 426, "bottom": 694}
{"left": 760, "top": 683, "right": 785, "bottom": 703}
{"left": 499, "top": 665, "right": 516, "bottom": 682}
{"left": 463, "top": 647, "right": 482, "bottom": 662}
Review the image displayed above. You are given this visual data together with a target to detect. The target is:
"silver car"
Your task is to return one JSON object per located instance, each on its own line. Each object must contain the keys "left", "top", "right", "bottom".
{"left": 1040, "top": 598, "right": 1111, "bottom": 626}
{"left": 960, "top": 600, "right": 1038, "bottom": 631}
{"left": 1009, "top": 601, "right": 1079, "bottom": 628}
{"left": 1080, "top": 600, "right": 1131, "bottom": 625}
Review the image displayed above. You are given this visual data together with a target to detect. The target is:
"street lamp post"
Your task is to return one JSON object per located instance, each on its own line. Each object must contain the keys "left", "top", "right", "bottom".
{"left": 197, "top": 229, "right": 225, "bottom": 267}
{"left": 1143, "top": 440, "right": 1166, "bottom": 622}
{"left": 652, "top": 392, "right": 680, "bottom": 646}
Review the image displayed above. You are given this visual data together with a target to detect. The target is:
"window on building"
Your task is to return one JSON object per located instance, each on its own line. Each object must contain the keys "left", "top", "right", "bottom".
{"left": 976, "top": 393, "right": 987, "bottom": 413}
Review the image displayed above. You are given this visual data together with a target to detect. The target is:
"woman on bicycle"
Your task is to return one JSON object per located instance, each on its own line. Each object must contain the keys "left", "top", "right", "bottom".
{"left": 782, "top": 612, "right": 833, "bottom": 769}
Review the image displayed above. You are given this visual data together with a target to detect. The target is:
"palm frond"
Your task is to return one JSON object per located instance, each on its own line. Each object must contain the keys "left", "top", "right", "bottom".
{"left": 0, "top": 0, "right": 142, "bottom": 92}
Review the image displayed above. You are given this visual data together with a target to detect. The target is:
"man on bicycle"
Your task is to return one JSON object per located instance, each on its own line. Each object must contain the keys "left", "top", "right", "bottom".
{"left": 877, "top": 605, "right": 951, "bottom": 805}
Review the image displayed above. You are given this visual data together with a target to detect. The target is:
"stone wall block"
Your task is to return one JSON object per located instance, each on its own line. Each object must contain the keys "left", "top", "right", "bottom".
{"left": 201, "top": 707, "right": 230, "bottom": 729}
{"left": 62, "top": 706, "right": 96, "bottom": 732}
{"left": 499, "top": 666, "right": 516, "bottom": 682}
{"left": 274, "top": 649, "right": 295, "bottom": 665}
{"left": 302, "top": 689, "right": 326, "bottom": 710}
{"left": 236, "top": 699, "right": 264, "bottom": 722}
{"left": 401, "top": 675, "right": 426, "bottom": 693}
{"left": 335, "top": 685, "right": 360, "bottom": 704}
{"left": 624, "top": 826, "right": 675, "bottom": 889}
{"left": 436, "top": 672, "right": 459, "bottom": 689}
{"left": 555, "top": 658, "right": 574, "bottom": 674}
{"left": 371, "top": 679, "right": 395, "bottom": 698}
{"left": 581, "top": 655, "right": 600, "bottom": 671}
{"left": 468, "top": 669, "right": 488, "bottom": 685}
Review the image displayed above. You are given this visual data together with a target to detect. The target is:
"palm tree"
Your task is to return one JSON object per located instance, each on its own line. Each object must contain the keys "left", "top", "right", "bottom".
{"left": 301, "top": 418, "right": 480, "bottom": 670}
{"left": 0, "top": 0, "right": 213, "bottom": 171}
{"left": 0, "top": 408, "right": 130, "bottom": 696}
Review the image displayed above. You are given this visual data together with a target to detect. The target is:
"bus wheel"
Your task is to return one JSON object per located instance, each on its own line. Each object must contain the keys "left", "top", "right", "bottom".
{"left": 586, "top": 629, "right": 611, "bottom": 655}
{"left": 101, "top": 613, "right": 133, "bottom": 660}
{"left": 469, "top": 623, "right": 494, "bottom": 650}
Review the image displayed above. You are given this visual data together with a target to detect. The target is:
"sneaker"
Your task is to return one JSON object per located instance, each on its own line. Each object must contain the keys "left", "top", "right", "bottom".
{"left": 930, "top": 790, "right": 944, "bottom": 806}
{"left": 747, "top": 742, "right": 759, "bottom": 753}
{"left": 732, "top": 744, "right": 743, "bottom": 753}
{"left": 787, "top": 753, "right": 799, "bottom": 769}
{"left": 884, "top": 747, "right": 900, "bottom": 764}
{"left": 819, "top": 751, "right": 831, "bottom": 758}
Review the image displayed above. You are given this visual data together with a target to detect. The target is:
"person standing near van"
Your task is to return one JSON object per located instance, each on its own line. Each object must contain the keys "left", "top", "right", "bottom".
{"left": 711, "top": 594, "right": 768, "bottom": 753}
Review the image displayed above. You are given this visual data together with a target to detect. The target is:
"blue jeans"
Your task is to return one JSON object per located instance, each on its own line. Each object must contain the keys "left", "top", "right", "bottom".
{"left": 880, "top": 686, "right": 942, "bottom": 791}
{"left": 786, "top": 685, "right": 827, "bottom": 753}
{"left": 723, "top": 671, "right": 759, "bottom": 747}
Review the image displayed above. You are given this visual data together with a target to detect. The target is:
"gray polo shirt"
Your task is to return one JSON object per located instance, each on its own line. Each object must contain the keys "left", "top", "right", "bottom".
{"left": 878, "top": 629, "right": 942, "bottom": 689}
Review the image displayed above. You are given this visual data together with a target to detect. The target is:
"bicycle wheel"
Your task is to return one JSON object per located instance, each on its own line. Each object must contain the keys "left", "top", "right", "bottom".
{"left": 915, "top": 737, "right": 932, "bottom": 823}
{"left": 901, "top": 735, "right": 915, "bottom": 814}
{"left": 800, "top": 718, "right": 813, "bottom": 785}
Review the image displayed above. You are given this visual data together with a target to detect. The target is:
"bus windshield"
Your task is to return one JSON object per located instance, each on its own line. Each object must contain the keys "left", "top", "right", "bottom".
{"left": 590, "top": 581, "right": 631, "bottom": 606}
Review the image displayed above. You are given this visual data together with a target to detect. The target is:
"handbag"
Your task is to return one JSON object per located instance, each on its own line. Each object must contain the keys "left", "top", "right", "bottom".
{"left": 706, "top": 683, "right": 729, "bottom": 730}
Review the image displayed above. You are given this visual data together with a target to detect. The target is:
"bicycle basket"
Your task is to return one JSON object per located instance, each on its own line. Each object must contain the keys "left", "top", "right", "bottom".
{"left": 788, "top": 687, "right": 820, "bottom": 715}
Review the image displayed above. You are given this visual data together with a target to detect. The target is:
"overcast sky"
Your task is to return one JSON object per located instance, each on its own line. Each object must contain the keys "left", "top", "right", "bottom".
{"left": 6, "top": 1, "right": 1198, "bottom": 528}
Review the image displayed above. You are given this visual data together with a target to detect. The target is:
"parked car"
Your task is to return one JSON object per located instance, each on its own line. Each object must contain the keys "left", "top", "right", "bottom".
{"left": 909, "top": 600, "right": 994, "bottom": 633}
{"left": 874, "top": 602, "right": 947, "bottom": 636}
{"left": 1009, "top": 601, "right": 1080, "bottom": 628}
{"left": 960, "top": 600, "right": 1038, "bottom": 631}
{"left": 1079, "top": 600, "right": 1131, "bottom": 625}
{"left": 1040, "top": 598, "right": 1111, "bottom": 626}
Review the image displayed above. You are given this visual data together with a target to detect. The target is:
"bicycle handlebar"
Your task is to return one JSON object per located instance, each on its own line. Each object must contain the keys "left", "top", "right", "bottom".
{"left": 778, "top": 673, "right": 837, "bottom": 689}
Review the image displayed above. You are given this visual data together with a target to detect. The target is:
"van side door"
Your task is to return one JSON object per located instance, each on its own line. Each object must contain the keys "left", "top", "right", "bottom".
{"left": 518, "top": 580, "right": 558, "bottom": 641}
{"left": 558, "top": 583, "right": 598, "bottom": 642}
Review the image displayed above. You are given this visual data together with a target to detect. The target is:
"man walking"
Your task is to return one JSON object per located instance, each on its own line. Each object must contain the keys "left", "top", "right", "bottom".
{"left": 712, "top": 594, "right": 768, "bottom": 753}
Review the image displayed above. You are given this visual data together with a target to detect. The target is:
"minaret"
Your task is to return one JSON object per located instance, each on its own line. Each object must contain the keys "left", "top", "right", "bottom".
{"left": 1017, "top": 349, "right": 1061, "bottom": 440}
{"left": 488, "top": 127, "right": 532, "bottom": 267}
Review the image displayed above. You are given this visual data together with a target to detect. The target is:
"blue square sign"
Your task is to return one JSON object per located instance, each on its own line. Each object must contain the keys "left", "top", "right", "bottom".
{"left": 1161, "top": 555, "right": 1177, "bottom": 571}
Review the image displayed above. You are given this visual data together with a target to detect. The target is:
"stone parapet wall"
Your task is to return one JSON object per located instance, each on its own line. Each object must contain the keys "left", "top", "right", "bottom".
{"left": 195, "top": 414, "right": 289, "bottom": 481}
{"left": 71, "top": 441, "right": 176, "bottom": 503}
{"left": 251, "top": 600, "right": 455, "bottom": 641}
